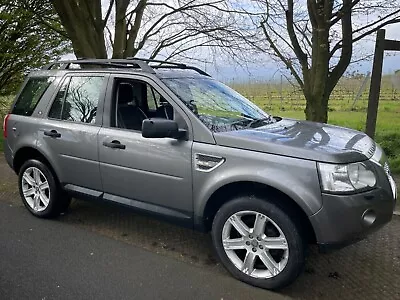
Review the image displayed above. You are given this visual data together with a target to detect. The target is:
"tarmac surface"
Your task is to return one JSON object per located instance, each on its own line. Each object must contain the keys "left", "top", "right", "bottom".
{"left": 0, "top": 157, "right": 399, "bottom": 299}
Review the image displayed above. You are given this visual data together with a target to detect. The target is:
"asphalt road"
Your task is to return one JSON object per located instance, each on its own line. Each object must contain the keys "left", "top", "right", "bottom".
{"left": 1, "top": 157, "right": 400, "bottom": 300}
{"left": 0, "top": 201, "right": 287, "bottom": 300}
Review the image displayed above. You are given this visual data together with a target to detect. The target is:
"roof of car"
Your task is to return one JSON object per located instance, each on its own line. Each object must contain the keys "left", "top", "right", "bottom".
{"left": 35, "top": 58, "right": 211, "bottom": 80}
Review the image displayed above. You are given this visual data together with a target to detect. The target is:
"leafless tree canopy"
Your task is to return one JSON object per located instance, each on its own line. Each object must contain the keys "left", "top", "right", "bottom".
{"left": 243, "top": 0, "right": 400, "bottom": 122}
{"left": 29, "top": 1, "right": 400, "bottom": 123}
{"left": 48, "top": 0, "right": 259, "bottom": 64}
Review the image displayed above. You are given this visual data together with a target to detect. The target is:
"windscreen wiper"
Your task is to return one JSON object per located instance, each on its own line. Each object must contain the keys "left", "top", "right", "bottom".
{"left": 246, "top": 116, "right": 275, "bottom": 128}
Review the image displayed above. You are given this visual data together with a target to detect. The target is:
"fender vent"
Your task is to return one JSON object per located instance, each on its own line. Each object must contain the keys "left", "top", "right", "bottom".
{"left": 195, "top": 153, "right": 225, "bottom": 172}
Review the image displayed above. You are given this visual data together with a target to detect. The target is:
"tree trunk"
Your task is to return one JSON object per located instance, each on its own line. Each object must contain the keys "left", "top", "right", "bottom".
{"left": 52, "top": 0, "right": 107, "bottom": 59}
{"left": 304, "top": 93, "right": 329, "bottom": 123}
{"left": 113, "top": 0, "right": 130, "bottom": 58}
{"left": 303, "top": 1, "right": 331, "bottom": 123}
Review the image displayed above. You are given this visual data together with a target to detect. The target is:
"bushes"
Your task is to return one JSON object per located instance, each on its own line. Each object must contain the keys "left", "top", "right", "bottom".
{"left": 375, "top": 132, "right": 400, "bottom": 174}
{"left": 0, "top": 96, "right": 13, "bottom": 152}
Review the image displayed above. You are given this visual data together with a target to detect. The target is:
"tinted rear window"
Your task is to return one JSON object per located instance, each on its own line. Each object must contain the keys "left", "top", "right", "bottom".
{"left": 12, "top": 77, "right": 54, "bottom": 116}
{"left": 48, "top": 76, "right": 104, "bottom": 124}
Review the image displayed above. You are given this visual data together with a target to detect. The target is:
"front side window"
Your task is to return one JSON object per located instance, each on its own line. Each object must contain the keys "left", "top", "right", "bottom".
{"left": 48, "top": 76, "right": 104, "bottom": 124}
{"left": 146, "top": 85, "right": 162, "bottom": 110}
{"left": 162, "top": 78, "right": 275, "bottom": 132}
{"left": 12, "top": 77, "right": 55, "bottom": 116}
{"left": 113, "top": 79, "right": 176, "bottom": 131}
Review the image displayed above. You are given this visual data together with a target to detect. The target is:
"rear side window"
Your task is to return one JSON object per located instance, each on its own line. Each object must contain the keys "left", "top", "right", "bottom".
{"left": 48, "top": 76, "right": 104, "bottom": 124}
{"left": 12, "top": 77, "right": 54, "bottom": 116}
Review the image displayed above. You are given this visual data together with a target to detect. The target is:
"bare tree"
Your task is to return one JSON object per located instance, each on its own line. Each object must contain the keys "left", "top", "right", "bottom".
{"left": 44, "top": 0, "right": 258, "bottom": 64}
{"left": 250, "top": 0, "right": 400, "bottom": 122}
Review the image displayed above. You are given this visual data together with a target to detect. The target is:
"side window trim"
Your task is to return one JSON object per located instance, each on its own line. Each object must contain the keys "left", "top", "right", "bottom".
{"left": 150, "top": 86, "right": 158, "bottom": 109}
{"left": 45, "top": 73, "right": 110, "bottom": 126}
{"left": 48, "top": 76, "right": 71, "bottom": 120}
{"left": 103, "top": 74, "right": 193, "bottom": 140}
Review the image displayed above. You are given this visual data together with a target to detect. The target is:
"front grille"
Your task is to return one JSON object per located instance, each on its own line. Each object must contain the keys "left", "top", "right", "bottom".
{"left": 384, "top": 161, "right": 391, "bottom": 176}
{"left": 368, "top": 143, "right": 376, "bottom": 157}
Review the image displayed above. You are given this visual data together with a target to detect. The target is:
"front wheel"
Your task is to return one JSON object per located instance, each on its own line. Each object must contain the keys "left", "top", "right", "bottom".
{"left": 211, "top": 196, "right": 306, "bottom": 290}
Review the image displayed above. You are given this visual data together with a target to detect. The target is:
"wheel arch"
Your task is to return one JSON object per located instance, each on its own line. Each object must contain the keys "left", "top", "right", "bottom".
{"left": 199, "top": 181, "right": 316, "bottom": 244}
{"left": 13, "top": 147, "right": 61, "bottom": 184}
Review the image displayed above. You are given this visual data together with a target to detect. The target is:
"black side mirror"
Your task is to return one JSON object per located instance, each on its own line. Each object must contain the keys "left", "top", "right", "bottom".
{"left": 142, "top": 118, "right": 186, "bottom": 139}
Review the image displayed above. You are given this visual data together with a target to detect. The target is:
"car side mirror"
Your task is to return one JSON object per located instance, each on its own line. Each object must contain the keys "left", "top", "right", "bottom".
{"left": 142, "top": 118, "right": 186, "bottom": 139}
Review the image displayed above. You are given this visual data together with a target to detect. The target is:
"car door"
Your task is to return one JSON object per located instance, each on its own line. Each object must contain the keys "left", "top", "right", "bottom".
{"left": 38, "top": 73, "right": 109, "bottom": 192}
{"left": 98, "top": 74, "right": 193, "bottom": 221}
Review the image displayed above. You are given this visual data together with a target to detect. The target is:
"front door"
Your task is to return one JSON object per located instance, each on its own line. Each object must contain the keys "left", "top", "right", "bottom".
{"left": 98, "top": 75, "right": 193, "bottom": 220}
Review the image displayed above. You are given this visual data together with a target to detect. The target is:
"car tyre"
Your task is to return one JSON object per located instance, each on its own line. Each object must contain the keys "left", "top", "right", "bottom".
{"left": 18, "top": 159, "right": 70, "bottom": 218}
{"left": 211, "top": 196, "right": 306, "bottom": 290}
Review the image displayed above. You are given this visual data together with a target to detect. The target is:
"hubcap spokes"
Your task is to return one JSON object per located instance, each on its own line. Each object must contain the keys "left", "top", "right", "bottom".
{"left": 22, "top": 167, "right": 50, "bottom": 212}
{"left": 222, "top": 211, "right": 289, "bottom": 279}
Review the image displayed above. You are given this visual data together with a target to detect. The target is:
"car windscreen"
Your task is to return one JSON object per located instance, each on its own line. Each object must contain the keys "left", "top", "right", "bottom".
{"left": 162, "top": 77, "right": 273, "bottom": 132}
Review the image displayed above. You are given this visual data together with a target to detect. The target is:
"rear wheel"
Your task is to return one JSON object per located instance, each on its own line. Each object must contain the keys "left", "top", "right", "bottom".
{"left": 211, "top": 196, "right": 306, "bottom": 290}
{"left": 18, "top": 159, "right": 70, "bottom": 218}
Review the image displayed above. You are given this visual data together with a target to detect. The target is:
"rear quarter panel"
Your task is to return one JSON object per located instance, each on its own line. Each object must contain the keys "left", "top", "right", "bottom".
{"left": 5, "top": 115, "right": 42, "bottom": 167}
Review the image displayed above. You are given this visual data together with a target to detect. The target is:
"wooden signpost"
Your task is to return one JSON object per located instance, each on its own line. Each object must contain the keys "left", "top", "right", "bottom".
{"left": 366, "top": 29, "right": 400, "bottom": 139}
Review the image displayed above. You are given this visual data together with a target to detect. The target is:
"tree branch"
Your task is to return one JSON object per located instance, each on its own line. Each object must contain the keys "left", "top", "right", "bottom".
{"left": 286, "top": 0, "right": 309, "bottom": 70}
{"left": 261, "top": 20, "right": 304, "bottom": 88}
{"left": 328, "top": 0, "right": 353, "bottom": 93}
{"left": 103, "top": 0, "right": 115, "bottom": 28}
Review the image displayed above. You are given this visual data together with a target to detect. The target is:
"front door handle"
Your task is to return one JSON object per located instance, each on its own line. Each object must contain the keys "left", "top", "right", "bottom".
{"left": 44, "top": 130, "right": 61, "bottom": 138}
{"left": 103, "top": 140, "right": 126, "bottom": 150}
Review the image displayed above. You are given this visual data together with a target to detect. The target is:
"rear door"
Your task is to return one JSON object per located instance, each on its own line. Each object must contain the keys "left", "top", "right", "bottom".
{"left": 97, "top": 74, "right": 193, "bottom": 220}
{"left": 37, "top": 73, "right": 109, "bottom": 192}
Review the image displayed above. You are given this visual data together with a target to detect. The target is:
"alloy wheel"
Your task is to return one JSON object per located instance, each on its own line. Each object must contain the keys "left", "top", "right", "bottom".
{"left": 222, "top": 210, "right": 289, "bottom": 279}
{"left": 21, "top": 167, "right": 51, "bottom": 212}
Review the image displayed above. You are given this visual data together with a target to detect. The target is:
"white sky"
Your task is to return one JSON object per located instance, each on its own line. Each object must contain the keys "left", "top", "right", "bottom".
{"left": 61, "top": 1, "right": 400, "bottom": 81}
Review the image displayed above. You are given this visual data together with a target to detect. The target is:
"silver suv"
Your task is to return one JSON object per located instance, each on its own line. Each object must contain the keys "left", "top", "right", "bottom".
{"left": 3, "top": 59, "right": 397, "bottom": 290}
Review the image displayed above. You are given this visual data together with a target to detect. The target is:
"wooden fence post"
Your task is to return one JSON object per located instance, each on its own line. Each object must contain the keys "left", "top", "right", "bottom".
{"left": 366, "top": 29, "right": 386, "bottom": 139}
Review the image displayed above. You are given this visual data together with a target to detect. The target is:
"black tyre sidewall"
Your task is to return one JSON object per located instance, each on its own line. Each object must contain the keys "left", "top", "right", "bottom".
{"left": 18, "top": 159, "right": 62, "bottom": 218}
{"left": 211, "top": 196, "right": 306, "bottom": 290}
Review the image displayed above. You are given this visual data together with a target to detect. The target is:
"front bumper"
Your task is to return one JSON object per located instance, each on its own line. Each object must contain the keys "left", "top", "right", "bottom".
{"left": 310, "top": 185, "right": 395, "bottom": 253}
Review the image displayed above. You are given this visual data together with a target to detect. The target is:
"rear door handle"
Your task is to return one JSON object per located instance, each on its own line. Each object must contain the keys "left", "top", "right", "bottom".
{"left": 103, "top": 140, "right": 126, "bottom": 150}
{"left": 44, "top": 130, "right": 61, "bottom": 138}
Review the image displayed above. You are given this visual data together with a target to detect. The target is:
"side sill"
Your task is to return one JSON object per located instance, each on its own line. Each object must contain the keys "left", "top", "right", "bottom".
{"left": 63, "top": 184, "right": 103, "bottom": 199}
{"left": 62, "top": 184, "right": 193, "bottom": 229}
{"left": 102, "top": 193, "right": 193, "bottom": 228}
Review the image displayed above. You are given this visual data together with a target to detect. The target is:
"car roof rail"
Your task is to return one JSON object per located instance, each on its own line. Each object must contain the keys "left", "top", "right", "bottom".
{"left": 42, "top": 59, "right": 156, "bottom": 74}
{"left": 126, "top": 57, "right": 211, "bottom": 77}
{"left": 42, "top": 58, "right": 211, "bottom": 77}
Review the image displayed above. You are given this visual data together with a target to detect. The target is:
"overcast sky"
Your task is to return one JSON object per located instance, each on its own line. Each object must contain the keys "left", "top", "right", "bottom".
{"left": 211, "top": 22, "right": 400, "bottom": 82}
{"left": 62, "top": 2, "right": 400, "bottom": 82}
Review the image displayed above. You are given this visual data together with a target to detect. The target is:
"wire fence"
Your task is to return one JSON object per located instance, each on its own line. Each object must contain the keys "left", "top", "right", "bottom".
{"left": 226, "top": 73, "right": 400, "bottom": 113}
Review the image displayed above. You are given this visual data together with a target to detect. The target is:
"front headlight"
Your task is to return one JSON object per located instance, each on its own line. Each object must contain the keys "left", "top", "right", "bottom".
{"left": 318, "top": 162, "right": 376, "bottom": 193}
